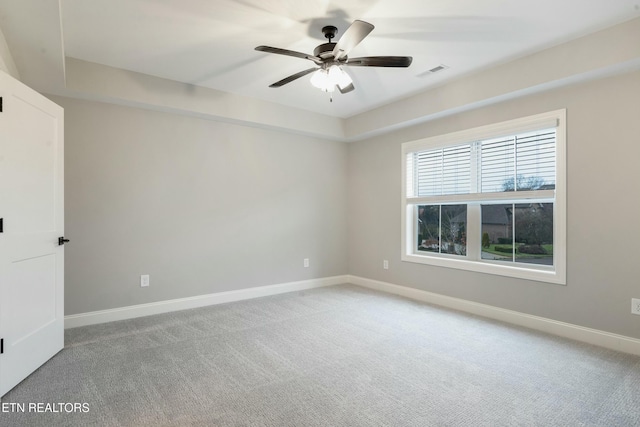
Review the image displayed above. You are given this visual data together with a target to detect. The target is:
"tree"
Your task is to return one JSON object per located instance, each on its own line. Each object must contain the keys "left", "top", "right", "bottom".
{"left": 442, "top": 205, "right": 467, "bottom": 255}
{"left": 514, "top": 204, "right": 553, "bottom": 246}
{"left": 417, "top": 205, "right": 466, "bottom": 255}
{"left": 502, "top": 175, "right": 545, "bottom": 192}
{"left": 482, "top": 232, "right": 490, "bottom": 248}
{"left": 418, "top": 205, "right": 440, "bottom": 250}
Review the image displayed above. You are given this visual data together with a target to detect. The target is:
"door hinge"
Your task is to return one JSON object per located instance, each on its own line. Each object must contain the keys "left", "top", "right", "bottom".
{"left": 1, "top": 338, "right": 4, "bottom": 354}
{"left": 0, "top": 217, "right": 3, "bottom": 233}
{"left": 0, "top": 96, "right": 3, "bottom": 112}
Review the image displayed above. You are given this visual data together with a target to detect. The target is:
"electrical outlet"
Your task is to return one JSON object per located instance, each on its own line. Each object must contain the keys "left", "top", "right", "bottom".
{"left": 632, "top": 298, "right": 640, "bottom": 315}
{"left": 383, "top": 260, "right": 389, "bottom": 270}
{"left": 303, "top": 258, "right": 309, "bottom": 268}
{"left": 140, "top": 274, "right": 150, "bottom": 287}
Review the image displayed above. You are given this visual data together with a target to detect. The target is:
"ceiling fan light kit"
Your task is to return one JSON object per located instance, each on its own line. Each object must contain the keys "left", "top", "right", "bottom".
{"left": 255, "top": 19, "right": 412, "bottom": 98}
{"left": 310, "top": 65, "right": 352, "bottom": 93}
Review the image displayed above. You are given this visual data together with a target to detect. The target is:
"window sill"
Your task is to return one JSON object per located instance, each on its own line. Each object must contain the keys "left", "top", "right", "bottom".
{"left": 401, "top": 253, "right": 566, "bottom": 285}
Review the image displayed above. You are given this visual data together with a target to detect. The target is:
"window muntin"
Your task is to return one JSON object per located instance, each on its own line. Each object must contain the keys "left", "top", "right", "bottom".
{"left": 402, "top": 110, "right": 566, "bottom": 285}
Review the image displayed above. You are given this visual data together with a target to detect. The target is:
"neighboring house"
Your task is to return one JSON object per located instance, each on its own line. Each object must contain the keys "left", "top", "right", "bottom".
{"left": 480, "top": 205, "right": 512, "bottom": 243}
{"left": 474, "top": 203, "right": 551, "bottom": 244}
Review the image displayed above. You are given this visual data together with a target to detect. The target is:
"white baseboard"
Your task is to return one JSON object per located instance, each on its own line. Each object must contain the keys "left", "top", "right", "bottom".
{"left": 65, "top": 274, "right": 640, "bottom": 356}
{"left": 347, "top": 275, "right": 640, "bottom": 356}
{"left": 64, "top": 275, "right": 349, "bottom": 329}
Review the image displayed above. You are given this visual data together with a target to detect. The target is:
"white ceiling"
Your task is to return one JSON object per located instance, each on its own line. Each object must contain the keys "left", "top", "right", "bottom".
{"left": 52, "top": 0, "right": 639, "bottom": 118}
{"left": 0, "top": 0, "right": 640, "bottom": 122}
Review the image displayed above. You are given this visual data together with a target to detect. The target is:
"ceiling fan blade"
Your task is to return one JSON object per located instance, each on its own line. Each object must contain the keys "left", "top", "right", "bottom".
{"left": 337, "top": 82, "right": 355, "bottom": 94}
{"left": 332, "top": 20, "right": 374, "bottom": 60}
{"left": 346, "top": 56, "right": 413, "bottom": 67}
{"left": 255, "top": 46, "right": 322, "bottom": 64}
{"left": 269, "top": 67, "right": 318, "bottom": 88}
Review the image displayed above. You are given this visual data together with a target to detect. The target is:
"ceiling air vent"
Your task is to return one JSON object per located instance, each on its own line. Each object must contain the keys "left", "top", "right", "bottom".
{"left": 429, "top": 65, "right": 448, "bottom": 73}
{"left": 418, "top": 64, "right": 450, "bottom": 77}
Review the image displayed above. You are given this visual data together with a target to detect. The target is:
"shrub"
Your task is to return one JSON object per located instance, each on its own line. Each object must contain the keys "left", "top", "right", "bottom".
{"left": 494, "top": 245, "right": 513, "bottom": 253}
{"left": 497, "top": 237, "right": 511, "bottom": 244}
{"left": 482, "top": 232, "right": 490, "bottom": 248}
{"left": 518, "top": 244, "right": 547, "bottom": 254}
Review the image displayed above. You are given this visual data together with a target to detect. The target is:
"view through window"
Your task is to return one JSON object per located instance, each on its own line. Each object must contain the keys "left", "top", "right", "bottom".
{"left": 402, "top": 110, "right": 566, "bottom": 284}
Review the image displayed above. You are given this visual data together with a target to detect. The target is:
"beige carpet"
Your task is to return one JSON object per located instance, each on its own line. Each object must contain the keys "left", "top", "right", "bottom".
{"left": 2, "top": 284, "right": 639, "bottom": 426}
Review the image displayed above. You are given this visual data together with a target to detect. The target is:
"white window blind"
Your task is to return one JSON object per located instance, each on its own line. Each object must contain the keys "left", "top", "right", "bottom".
{"left": 410, "top": 144, "right": 471, "bottom": 197}
{"left": 408, "top": 128, "right": 556, "bottom": 198}
{"left": 513, "top": 129, "right": 556, "bottom": 190}
{"left": 479, "top": 136, "right": 515, "bottom": 193}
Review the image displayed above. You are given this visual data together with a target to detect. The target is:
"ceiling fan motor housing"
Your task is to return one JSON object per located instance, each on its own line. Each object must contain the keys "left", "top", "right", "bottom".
{"left": 314, "top": 42, "right": 338, "bottom": 59}
{"left": 314, "top": 25, "right": 341, "bottom": 60}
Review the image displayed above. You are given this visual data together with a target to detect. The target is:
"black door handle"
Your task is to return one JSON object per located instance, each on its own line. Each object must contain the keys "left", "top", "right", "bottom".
{"left": 58, "top": 237, "right": 70, "bottom": 246}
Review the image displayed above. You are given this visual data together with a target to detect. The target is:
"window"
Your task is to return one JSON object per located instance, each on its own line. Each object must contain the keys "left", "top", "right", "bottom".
{"left": 402, "top": 110, "right": 566, "bottom": 284}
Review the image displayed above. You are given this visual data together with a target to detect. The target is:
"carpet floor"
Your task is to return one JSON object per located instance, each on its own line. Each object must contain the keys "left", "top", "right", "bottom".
{"left": 1, "top": 284, "right": 639, "bottom": 426}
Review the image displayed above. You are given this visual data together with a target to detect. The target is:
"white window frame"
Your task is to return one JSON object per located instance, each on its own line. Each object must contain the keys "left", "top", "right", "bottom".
{"left": 401, "top": 110, "right": 566, "bottom": 285}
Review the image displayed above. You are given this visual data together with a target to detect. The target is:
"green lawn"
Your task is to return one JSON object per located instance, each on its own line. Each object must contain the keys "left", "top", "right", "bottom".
{"left": 482, "top": 243, "right": 553, "bottom": 258}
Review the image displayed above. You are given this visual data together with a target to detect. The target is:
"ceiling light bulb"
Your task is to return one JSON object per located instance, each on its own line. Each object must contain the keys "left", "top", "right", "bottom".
{"left": 327, "top": 65, "right": 341, "bottom": 83}
{"left": 310, "top": 69, "right": 326, "bottom": 89}
{"left": 328, "top": 65, "right": 352, "bottom": 90}
{"left": 338, "top": 69, "right": 352, "bottom": 89}
{"left": 310, "top": 69, "right": 335, "bottom": 92}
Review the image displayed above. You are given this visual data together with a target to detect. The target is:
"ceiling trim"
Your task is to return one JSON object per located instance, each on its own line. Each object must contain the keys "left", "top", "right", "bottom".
{"left": 345, "top": 17, "right": 640, "bottom": 141}
{"left": 60, "top": 57, "right": 345, "bottom": 142}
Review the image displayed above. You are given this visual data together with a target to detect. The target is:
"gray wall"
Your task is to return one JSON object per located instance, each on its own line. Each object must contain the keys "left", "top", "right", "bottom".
{"left": 0, "top": 28, "right": 18, "bottom": 78}
{"left": 53, "top": 71, "right": 640, "bottom": 340}
{"left": 348, "top": 70, "right": 640, "bottom": 339}
{"left": 54, "top": 97, "right": 348, "bottom": 315}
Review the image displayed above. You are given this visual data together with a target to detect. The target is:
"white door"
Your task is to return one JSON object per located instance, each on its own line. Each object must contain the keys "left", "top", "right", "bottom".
{"left": 0, "top": 70, "right": 64, "bottom": 397}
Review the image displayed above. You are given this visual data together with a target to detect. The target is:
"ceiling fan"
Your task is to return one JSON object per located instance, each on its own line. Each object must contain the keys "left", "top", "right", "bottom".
{"left": 255, "top": 20, "right": 412, "bottom": 96}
